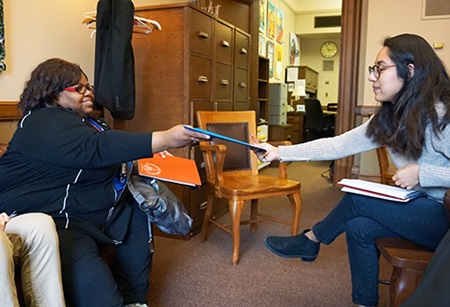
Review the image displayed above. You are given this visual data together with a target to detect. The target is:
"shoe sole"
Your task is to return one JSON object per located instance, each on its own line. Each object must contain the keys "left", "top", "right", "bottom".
{"left": 263, "top": 238, "right": 318, "bottom": 262}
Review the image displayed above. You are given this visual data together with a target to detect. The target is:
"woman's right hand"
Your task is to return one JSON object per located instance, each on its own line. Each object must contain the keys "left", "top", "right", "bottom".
{"left": 255, "top": 142, "right": 280, "bottom": 162}
{"left": 0, "top": 212, "right": 10, "bottom": 231}
{"left": 152, "top": 124, "right": 211, "bottom": 152}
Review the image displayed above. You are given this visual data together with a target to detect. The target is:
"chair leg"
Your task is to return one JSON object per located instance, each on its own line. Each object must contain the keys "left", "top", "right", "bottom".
{"left": 250, "top": 199, "right": 259, "bottom": 233}
{"left": 229, "top": 199, "right": 245, "bottom": 266}
{"left": 389, "top": 267, "right": 424, "bottom": 307}
{"left": 200, "top": 192, "right": 215, "bottom": 242}
{"left": 287, "top": 192, "right": 302, "bottom": 235}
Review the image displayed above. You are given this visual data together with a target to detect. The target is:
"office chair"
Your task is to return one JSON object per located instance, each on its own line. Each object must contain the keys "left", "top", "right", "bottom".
{"left": 196, "top": 110, "right": 302, "bottom": 265}
{"left": 304, "top": 98, "right": 334, "bottom": 141}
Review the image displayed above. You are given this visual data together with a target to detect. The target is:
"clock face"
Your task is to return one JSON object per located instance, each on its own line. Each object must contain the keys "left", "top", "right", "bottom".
{"left": 320, "top": 41, "right": 338, "bottom": 59}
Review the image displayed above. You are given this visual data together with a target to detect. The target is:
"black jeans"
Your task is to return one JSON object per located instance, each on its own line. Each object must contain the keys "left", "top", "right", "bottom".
{"left": 58, "top": 204, "right": 151, "bottom": 307}
{"left": 312, "top": 193, "right": 449, "bottom": 306}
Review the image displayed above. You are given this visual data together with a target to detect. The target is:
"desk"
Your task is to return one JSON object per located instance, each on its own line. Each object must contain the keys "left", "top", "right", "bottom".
{"left": 323, "top": 110, "right": 337, "bottom": 116}
{"left": 287, "top": 112, "right": 305, "bottom": 143}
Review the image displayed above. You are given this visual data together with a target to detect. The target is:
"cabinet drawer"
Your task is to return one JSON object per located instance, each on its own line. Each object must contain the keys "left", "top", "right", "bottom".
{"left": 190, "top": 9, "right": 213, "bottom": 57}
{"left": 215, "top": 63, "right": 232, "bottom": 100}
{"left": 234, "top": 30, "right": 250, "bottom": 68}
{"left": 191, "top": 100, "right": 214, "bottom": 127}
{"left": 215, "top": 21, "right": 233, "bottom": 64}
{"left": 190, "top": 55, "right": 212, "bottom": 100}
{"left": 234, "top": 67, "right": 249, "bottom": 101}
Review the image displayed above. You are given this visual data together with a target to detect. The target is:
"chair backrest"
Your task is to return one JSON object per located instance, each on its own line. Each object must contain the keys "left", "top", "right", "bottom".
{"left": 376, "top": 146, "right": 396, "bottom": 186}
{"left": 304, "top": 98, "right": 324, "bottom": 131}
{"left": 196, "top": 111, "right": 259, "bottom": 177}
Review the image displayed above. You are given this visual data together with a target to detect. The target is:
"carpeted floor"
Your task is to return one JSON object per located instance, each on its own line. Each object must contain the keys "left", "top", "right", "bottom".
{"left": 147, "top": 161, "right": 390, "bottom": 306}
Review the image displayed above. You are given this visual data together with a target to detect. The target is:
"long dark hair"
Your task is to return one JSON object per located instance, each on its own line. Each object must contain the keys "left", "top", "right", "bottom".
{"left": 19, "top": 58, "right": 85, "bottom": 114}
{"left": 367, "top": 34, "right": 450, "bottom": 160}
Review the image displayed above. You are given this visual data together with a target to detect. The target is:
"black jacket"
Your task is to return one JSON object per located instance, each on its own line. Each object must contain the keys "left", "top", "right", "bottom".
{"left": 94, "top": 0, "right": 136, "bottom": 119}
{"left": 0, "top": 107, "right": 152, "bottom": 239}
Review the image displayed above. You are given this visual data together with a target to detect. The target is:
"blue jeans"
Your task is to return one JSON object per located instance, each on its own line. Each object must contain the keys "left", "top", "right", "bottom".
{"left": 312, "top": 193, "right": 449, "bottom": 306}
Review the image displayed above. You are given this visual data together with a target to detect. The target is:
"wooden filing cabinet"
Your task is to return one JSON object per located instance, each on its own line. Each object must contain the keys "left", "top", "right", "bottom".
{"left": 106, "top": 3, "right": 250, "bottom": 239}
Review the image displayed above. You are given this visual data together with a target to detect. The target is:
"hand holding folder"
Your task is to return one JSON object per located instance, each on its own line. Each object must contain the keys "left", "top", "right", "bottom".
{"left": 183, "top": 125, "right": 267, "bottom": 152}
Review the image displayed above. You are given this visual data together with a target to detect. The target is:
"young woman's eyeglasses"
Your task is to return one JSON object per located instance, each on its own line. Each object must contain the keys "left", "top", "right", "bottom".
{"left": 368, "top": 64, "right": 396, "bottom": 79}
{"left": 64, "top": 84, "right": 94, "bottom": 94}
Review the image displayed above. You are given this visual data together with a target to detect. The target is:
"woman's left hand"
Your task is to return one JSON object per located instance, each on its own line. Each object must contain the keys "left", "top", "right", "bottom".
{"left": 392, "top": 164, "right": 420, "bottom": 190}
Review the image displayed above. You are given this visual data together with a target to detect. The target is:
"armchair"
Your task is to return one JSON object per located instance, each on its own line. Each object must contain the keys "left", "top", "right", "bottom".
{"left": 196, "top": 111, "right": 302, "bottom": 265}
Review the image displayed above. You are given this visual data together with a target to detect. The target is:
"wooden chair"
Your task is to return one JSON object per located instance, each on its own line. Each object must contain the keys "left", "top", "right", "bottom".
{"left": 376, "top": 146, "right": 397, "bottom": 186}
{"left": 375, "top": 146, "right": 450, "bottom": 306}
{"left": 196, "top": 111, "right": 302, "bottom": 265}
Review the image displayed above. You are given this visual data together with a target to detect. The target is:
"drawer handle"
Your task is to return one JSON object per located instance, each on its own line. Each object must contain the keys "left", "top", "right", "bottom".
{"left": 198, "top": 31, "right": 209, "bottom": 39}
{"left": 200, "top": 161, "right": 206, "bottom": 168}
{"left": 238, "top": 82, "right": 247, "bottom": 88}
{"left": 220, "top": 40, "right": 230, "bottom": 47}
{"left": 239, "top": 48, "right": 247, "bottom": 54}
{"left": 220, "top": 79, "right": 229, "bottom": 85}
{"left": 199, "top": 201, "right": 208, "bottom": 210}
{"left": 198, "top": 76, "right": 209, "bottom": 83}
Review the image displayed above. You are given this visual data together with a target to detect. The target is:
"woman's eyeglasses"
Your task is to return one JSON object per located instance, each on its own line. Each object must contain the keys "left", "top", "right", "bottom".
{"left": 368, "top": 64, "right": 396, "bottom": 79}
{"left": 64, "top": 84, "right": 94, "bottom": 94}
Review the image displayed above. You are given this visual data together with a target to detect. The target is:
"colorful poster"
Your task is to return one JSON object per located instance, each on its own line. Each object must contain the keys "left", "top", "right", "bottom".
{"left": 258, "top": 35, "right": 266, "bottom": 57}
{"left": 266, "top": 41, "right": 275, "bottom": 78}
{"left": 259, "top": 0, "right": 266, "bottom": 33}
{"left": 275, "top": 45, "right": 283, "bottom": 80}
{"left": 276, "top": 8, "right": 284, "bottom": 44}
{"left": 266, "top": 1, "right": 275, "bottom": 39}
{"left": 289, "top": 32, "right": 300, "bottom": 66}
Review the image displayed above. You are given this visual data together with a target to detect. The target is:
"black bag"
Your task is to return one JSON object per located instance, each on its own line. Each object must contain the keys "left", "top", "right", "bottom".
{"left": 127, "top": 173, "right": 193, "bottom": 235}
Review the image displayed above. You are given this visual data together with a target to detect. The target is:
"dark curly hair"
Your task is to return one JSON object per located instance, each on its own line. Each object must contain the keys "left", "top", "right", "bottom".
{"left": 19, "top": 58, "right": 86, "bottom": 114}
{"left": 367, "top": 34, "right": 450, "bottom": 160}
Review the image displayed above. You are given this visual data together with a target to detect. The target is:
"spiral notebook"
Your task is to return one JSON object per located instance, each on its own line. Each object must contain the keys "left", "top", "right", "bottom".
{"left": 137, "top": 155, "right": 201, "bottom": 187}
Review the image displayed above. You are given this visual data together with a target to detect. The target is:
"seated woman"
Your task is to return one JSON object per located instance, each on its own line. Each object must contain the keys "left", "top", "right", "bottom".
{"left": 0, "top": 212, "right": 65, "bottom": 306}
{"left": 0, "top": 58, "right": 210, "bottom": 306}
{"left": 256, "top": 33, "right": 450, "bottom": 307}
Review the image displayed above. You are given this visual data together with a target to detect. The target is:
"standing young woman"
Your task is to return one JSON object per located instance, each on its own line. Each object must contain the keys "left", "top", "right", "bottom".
{"left": 256, "top": 34, "right": 450, "bottom": 306}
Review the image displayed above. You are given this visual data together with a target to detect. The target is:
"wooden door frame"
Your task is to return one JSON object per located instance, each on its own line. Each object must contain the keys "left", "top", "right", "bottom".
{"left": 333, "top": 0, "right": 363, "bottom": 183}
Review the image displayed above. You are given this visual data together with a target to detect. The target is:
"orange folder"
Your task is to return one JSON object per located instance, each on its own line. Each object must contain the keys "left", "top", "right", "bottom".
{"left": 137, "top": 155, "right": 202, "bottom": 187}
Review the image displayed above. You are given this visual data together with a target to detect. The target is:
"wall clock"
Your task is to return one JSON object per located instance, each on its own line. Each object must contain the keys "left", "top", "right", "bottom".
{"left": 320, "top": 41, "right": 338, "bottom": 59}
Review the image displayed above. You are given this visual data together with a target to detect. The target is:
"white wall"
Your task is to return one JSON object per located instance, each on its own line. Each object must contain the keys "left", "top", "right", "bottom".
{"left": 0, "top": 0, "right": 173, "bottom": 102}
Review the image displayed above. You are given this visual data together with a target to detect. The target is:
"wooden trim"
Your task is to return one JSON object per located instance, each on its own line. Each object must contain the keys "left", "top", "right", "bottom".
{"left": 354, "top": 105, "right": 379, "bottom": 117}
{"left": 0, "top": 101, "right": 21, "bottom": 121}
{"left": 334, "top": 0, "right": 363, "bottom": 183}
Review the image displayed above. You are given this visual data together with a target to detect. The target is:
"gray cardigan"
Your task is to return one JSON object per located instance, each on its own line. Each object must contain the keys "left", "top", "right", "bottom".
{"left": 279, "top": 104, "right": 450, "bottom": 203}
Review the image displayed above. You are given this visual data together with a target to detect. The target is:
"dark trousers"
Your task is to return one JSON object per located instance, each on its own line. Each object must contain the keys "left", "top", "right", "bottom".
{"left": 312, "top": 193, "right": 449, "bottom": 306}
{"left": 58, "top": 204, "right": 152, "bottom": 307}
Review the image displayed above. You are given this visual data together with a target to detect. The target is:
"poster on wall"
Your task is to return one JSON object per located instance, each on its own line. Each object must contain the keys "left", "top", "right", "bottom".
{"left": 258, "top": 35, "right": 266, "bottom": 57}
{"left": 259, "top": 0, "right": 266, "bottom": 33}
{"left": 289, "top": 32, "right": 300, "bottom": 66}
{"left": 266, "top": 41, "right": 275, "bottom": 78}
{"left": 276, "top": 8, "right": 284, "bottom": 44}
{"left": 266, "top": 1, "right": 275, "bottom": 39}
{"left": 0, "top": 0, "right": 6, "bottom": 71}
{"left": 275, "top": 44, "right": 283, "bottom": 80}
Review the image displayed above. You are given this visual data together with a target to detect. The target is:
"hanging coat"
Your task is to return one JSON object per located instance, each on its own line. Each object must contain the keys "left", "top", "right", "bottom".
{"left": 94, "top": 0, "right": 135, "bottom": 120}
